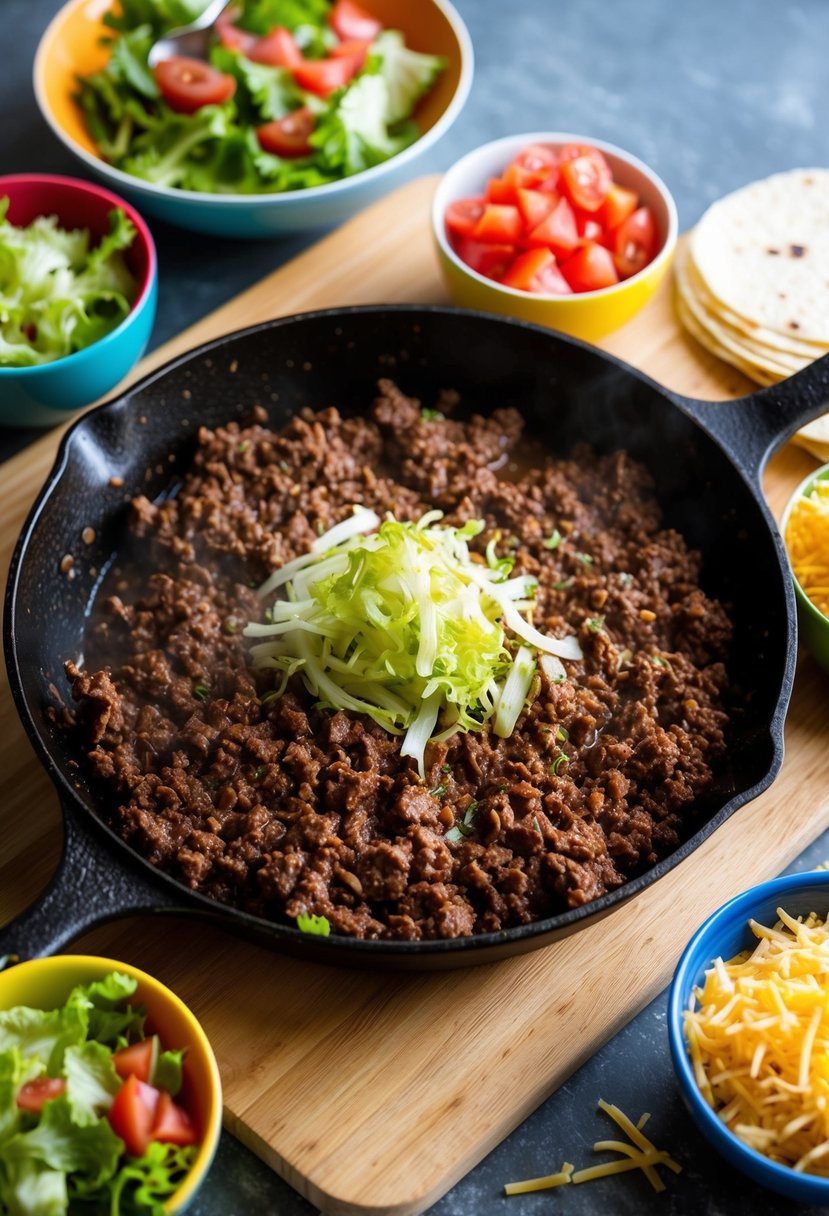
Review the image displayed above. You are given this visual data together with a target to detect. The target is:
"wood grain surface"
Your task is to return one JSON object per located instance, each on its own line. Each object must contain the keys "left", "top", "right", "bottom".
{"left": 1, "top": 175, "right": 827, "bottom": 1216}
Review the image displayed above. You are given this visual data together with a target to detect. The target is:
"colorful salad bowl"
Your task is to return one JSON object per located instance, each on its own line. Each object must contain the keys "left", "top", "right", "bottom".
{"left": 0, "top": 173, "right": 157, "bottom": 428}
{"left": 34, "top": 0, "right": 474, "bottom": 238}
{"left": 0, "top": 953, "right": 223, "bottom": 1213}
{"left": 432, "top": 131, "right": 678, "bottom": 342}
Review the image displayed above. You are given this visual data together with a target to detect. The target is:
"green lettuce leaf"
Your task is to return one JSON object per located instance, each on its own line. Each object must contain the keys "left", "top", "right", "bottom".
{"left": 0, "top": 1006, "right": 87, "bottom": 1075}
{"left": 367, "top": 29, "right": 446, "bottom": 125}
{"left": 104, "top": 0, "right": 207, "bottom": 37}
{"left": 0, "top": 1157, "right": 67, "bottom": 1216}
{"left": 151, "top": 1048, "right": 184, "bottom": 1098}
{"left": 238, "top": 0, "right": 331, "bottom": 36}
{"left": 1, "top": 1095, "right": 123, "bottom": 1186}
{"left": 310, "top": 74, "right": 415, "bottom": 176}
{"left": 63, "top": 1042, "right": 121, "bottom": 1127}
{"left": 69, "top": 973, "right": 144, "bottom": 1048}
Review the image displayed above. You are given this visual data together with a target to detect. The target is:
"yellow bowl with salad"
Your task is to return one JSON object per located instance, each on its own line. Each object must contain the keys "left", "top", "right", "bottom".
{"left": 0, "top": 955, "right": 222, "bottom": 1214}
{"left": 34, "top": 0, "right": 473, "bottom": 237}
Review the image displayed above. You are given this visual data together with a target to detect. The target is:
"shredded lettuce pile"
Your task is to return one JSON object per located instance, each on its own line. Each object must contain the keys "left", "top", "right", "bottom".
{"left": 0, "top": 200, "right": 137, "bottom": 368}
{"left": 246, "top": 508, "right": 582, "bottom": 774}
{"left": 0, "top": 972, "right": 195, "bottom": 1216}
{"left": 74, "top": 0, "right": 446, "bottom": 195}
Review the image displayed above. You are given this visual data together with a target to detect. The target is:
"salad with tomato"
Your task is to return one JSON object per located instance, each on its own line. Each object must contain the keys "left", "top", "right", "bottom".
{"left": 445, "top": 141, "right": 660, "bottom": 294}
{"left": 0, "top": 971, "right": 198, "bottom": 1215}
{"left": 75, "top": 0, "right": 446, "bottom": 194}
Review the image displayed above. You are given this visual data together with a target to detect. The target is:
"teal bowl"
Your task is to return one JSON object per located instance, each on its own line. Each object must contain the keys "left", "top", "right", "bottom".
{"left": 781, "top": 462, "right": 829, "bottom": 675}
{"left": 0, "top": 174, "right": 157, "bottom": 428}
{"left": 669, "top": 873, "right": 829, "bottom": 1205}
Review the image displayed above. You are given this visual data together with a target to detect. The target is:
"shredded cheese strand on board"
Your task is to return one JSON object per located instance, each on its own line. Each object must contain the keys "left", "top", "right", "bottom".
{"left": 684, "top": 905, "right": 829, "bottom": 1174}
{"left": 786, "top": 482, "right": 829, "bottom": 615}
{"left": 503, "top": 1101, "right": 681, "bottom": 1196}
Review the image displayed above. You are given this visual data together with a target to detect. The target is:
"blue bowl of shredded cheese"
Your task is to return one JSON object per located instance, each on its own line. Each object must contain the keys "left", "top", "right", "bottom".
{"left": 669, "top": 871, "right": 829, "bottom": 1204}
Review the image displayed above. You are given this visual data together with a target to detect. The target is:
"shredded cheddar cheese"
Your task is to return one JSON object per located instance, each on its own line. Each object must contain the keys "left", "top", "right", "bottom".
{"left": 785, "top": 481, "right": 829, "bottom": 616}
{"left": 684, "top": 905, "right": 829, "bottom": 1174}
{"left": 504, "top": 1100, "right": 681, "bottom": 1197}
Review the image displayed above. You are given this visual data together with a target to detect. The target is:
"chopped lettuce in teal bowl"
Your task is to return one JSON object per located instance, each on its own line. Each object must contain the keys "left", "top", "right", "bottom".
{"left": 0, "top": 174, "right": 157, "bottom": 428}
{"left": 35, "top": 0, "right": 473, "bottom": 237}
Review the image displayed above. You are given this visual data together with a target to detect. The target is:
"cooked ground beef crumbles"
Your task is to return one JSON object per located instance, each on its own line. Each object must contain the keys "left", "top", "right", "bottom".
{"left": 63, "top": 381, "right": 732, "bottom": 940}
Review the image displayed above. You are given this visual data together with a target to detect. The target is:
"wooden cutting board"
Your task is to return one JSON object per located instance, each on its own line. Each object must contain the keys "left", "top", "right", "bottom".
{"left": 2, "top": 175, "right": 828, "bottom": 1216}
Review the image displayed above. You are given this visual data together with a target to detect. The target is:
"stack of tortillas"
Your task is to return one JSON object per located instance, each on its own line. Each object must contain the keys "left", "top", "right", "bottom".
{"left": 675, "top": 167, "right": 829, "bottom": 458}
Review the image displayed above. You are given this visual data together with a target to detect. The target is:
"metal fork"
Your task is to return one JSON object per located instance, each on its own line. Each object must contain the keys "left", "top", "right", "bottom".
{"left": 147, "top": 0, "right": 232, "bottom": 69}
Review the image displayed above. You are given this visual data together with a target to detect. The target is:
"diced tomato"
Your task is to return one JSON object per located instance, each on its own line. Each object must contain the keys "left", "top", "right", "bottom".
{"left": 445, "top": 197, "right": 486, "bottom": 239}
{"left": 560, "top": 241, "right": 620, "bottom": 292}
{"left": 515, "top": 188, "right": 557, "bottom": 232}
{"left": 525, "top": 195, "right": 579, "bottom": 258}
{"left": 454, "top": 238, "right": 515, "bottom": 281}
{"left": 154, "top": 56, "right": 236, "bottom": 114}
{"left": 536, "top": 167, "right": 562, "bottom": 195}
{"left": 505, "top": 143, "right": 558, "bottom": 190}
{"left": 485, "top": 176, "right": 517, "bottom": 205}
{"left": 108, "top": 1075, "right": 160, "bottom": 1158}
{"left": 292, "top": 56, "right": 357, "bottom": 97}
{"left": 257, "top": 107, "right": 315, "bottom": 156}
{"left": 611, "top": 206, "right": 659, "bottom": 278}
{"left": 16, "top": 1077, "right": 66, "bottom": 1113}
{"left": 248, "top": 27, "right": 303, "bottom": 68}
{"left": 330, "top": 37, "right": 371, "bottom": 71}
{"left": 560, "top": 151, "right": 612, "bottom": 212}
{"left": 151, "top": 1090, "right": 199, "bottom": 1147}
{"left": 599, "top": 182, "right": 639, "bottom": 231}
{"left": 500, "top": 248, "right": 555, "bottom": 291}
{"left": 113, "top": 1035, "right": 159, "bottom": 1085}
{"left": 558, "top": 142, "right": 610, "bottom": 169}
{"left": 329, "top": 0, "right": 382, "bottom": 41}
{"left": 576, "top": 213, "right": 604, "bottom": 242}
{"left": 472, "top": 203, "right": 523, "bottom": 244}
{"left": 528, "top": 259, "right": 573, "bottom": 295}
{"left": 215, "top": 10, "right": 258, "bottom": 55}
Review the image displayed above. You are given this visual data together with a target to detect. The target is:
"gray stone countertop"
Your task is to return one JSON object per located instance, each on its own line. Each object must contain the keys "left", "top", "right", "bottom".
{"left": 2, "top": 0, "right": 829, "bottom": 1211}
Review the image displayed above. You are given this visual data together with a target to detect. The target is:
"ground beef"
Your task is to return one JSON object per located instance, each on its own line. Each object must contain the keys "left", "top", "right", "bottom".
{"left": 62, "top": 381, "right": 733, "bottom": 941}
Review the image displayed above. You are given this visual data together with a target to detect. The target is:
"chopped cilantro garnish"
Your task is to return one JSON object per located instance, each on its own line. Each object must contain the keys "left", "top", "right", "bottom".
{"left": 577, "top": 553, "right": 594, "bottom": 566}
{"left": 543, "top": 529, "right": 562, "bottom": 550}
{"left": 296, "top": 913, "right": 331, "bottom": 936}
{"left": 420, "top": 407, "right": 444, "bottom": 421}
{"left": 193, "top": 684, "right": 209, "bottom": 701}
{"left": 586, "top": 616, "right": 604, "bottom": 633}
{"left": 549, "top": 751, "right": 569, "bottom": 775}
{"left": 254, "top": 765, "right": 266, "bottom": 780}
{"left": 238, "top": 441, "right": 250, "bottom": 454}
{"left": 430, "top": 783, "right": 448, "bottom": 798}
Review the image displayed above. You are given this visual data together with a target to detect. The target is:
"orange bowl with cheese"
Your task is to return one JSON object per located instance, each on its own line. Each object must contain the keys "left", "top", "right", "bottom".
{"left": 781, "top": 463, "right": 829, "bottom": 675}
{"left": 669, "top": 872, "right": 829, "bottom": 1204}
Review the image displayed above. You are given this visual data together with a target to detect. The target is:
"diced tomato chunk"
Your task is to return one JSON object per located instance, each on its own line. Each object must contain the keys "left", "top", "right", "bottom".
{"left": 257, "top": 108, "right": 315, "bottom": 157}
{"left": 215, "top": 10, "right": 258, "bottom": 54}
{"left": 108, "top": 1075, "right": 161, "bottom": 1158}
{"left": 485, "top": 176, "right": 517, "bottom": 205}
{"left": 560, "top": 152, "right": 612, "bottom": 212}
{"left": 16, "top": 1077, "right": 66, "bottom": 1113}
{"left": 249, "top": 27, "right": 303, "bottom": 68}
{"left": 329, "top": 0, "right": 382, "bottom": 41}
{"left": 151, "top": 1090, "right": 199, "bottom": 1146}
{"left": 515, "top": 188, "right": 557, "bottom": 232}
{"left": 528, "top": 259, "right": 573, "bottom": 295}
{"left": 500, "top": 248, "right": 555, "bottom": 291}
{"left": 330, "top": 38, "right": 371, "bottom": 71}
{"left": 576, "top": 213, "right": 605, "bottom": 242}
{"left": 599, "top": 183, "right": 639, "bottom": 231}
{"left": 113, "top": 1036, "right": 159, "bottom": 1085}
{"left": 454, "top": 238, "right": 515, "bottom": 280}
{"left": 292, "top": 56, "right": 357, "bottom": 96}
{"left": 560, "top": 241, "right": 620, "bottom": 292}
{"left": 525, "top": 196, "right": 579, "bottom": 257}
{"left": 472, "top": 204, "right": 523, "bottom": 244}
{"left": 611, "top": 206, "right": 659, "bottom": 278}
{"left": 445, "top": 197, "right": 486, "bottom": 239}
{"left": 507, "top": 143, "right": 558, "bottom": 188}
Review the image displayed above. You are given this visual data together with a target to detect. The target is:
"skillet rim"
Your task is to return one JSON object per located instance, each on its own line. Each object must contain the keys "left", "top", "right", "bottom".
{"left": 2, "top": 303, "right": 795, "bottom": 961}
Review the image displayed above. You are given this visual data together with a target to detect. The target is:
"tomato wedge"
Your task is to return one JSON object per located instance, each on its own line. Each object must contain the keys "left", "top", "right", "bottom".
{"left": 528, "top": 259, "right": 573, "bottom": 295}
{"left": 611, "top": 206, "right": 658, "bottom": 278}
{"left": 560, "top": 151, "right": 612, "bottom": 212}
{"left": 154, "top": 56, "right": 236, "bottom": 114}
{"left": 248, "top": 27, "right": 303, "bottom": 68}
{"left": 257, "top": 108, "right": 315, "bottom": 157}
{"left": 504, "top": 143, "right": 558, "bottom": 190}
{"left": 292, "top": 56, "right": 357, "bottom": 97}
{"left": 215, "top": 10, "right": 258, "bottom": 55}
{"left": 151, "top": 1090, "right": 199, "bottom": 1146}
{"left": 454, "top": 239, "right": 515, "bottom": 281}
{"left": 515, "top": 188, "right": 556, "bottom": 232}
{"left": 500, "top": 248, "right": 554, "bottom": 291}
{"left": 485, "top": 176, "right": 516, "bottom": 205}
{"left": 16, "top": 1077, "right": 66, "bottom": 1113}
{"left": 472, "top": 203, "right": 523, "bottom": 244}
{"left": 445, "top": 198, "right": 487, "bottom": 239}
{"left": 113, "top": 1035, "right": 160, "bottom": 1085}
{"left": 525, "top": 196, "right": 579, "bottom": 257}
{"left": 330, "top": 38, "right": 372, "bottom": 71}
{"left": 599, "top": 182, "right": 638, "bottom": 231}
{"left": 108, "top": 1075, "right": 160, "bottom": 1158}
{"left": 560, "top": 241, "right": 619, "bottom": 292}
{"left": 329, "top": 0, "right": 382, "bottom": 42}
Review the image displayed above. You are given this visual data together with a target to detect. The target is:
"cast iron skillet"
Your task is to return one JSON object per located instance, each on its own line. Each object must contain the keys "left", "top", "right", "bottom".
{"left": 3, "top": 306, "right": 829, "bottom": 971}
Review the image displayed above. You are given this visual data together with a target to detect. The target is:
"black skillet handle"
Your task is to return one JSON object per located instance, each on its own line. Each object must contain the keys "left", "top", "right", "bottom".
{"left": 673, "top": 352, "right": 829, "bottom": 485}
{"left": 0, "top": 798, "right": 184, "bottom": 969}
